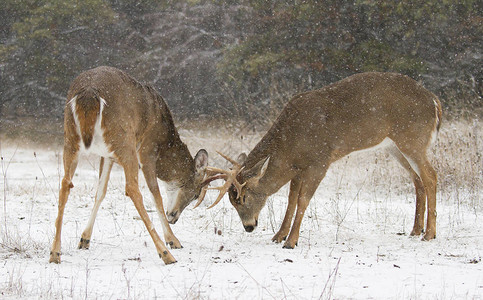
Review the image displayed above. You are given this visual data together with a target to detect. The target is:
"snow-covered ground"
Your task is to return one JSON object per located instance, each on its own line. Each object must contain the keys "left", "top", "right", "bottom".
{"left": 1, "top": 128, "right": 481, "bottom": 299}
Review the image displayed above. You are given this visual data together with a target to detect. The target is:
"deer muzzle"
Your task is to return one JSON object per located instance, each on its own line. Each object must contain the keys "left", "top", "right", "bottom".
{"left": 243, "top": 218, "right": 258, "bottom": 232}
{"left": 167, "top": 210, "right": 180, "bottom": 224}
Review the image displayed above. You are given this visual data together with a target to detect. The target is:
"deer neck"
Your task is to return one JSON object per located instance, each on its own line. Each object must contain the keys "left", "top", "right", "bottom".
{"left": 244, "top": 138, "right": 296, "bottom": 197}
{"left": 244, "top": 127, "right": 279, "bottom": 171}
{"left": 156, "top": 140, "right": 194, "bottom": 185}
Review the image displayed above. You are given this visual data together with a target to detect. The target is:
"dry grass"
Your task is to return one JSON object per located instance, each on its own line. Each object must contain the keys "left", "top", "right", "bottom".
{"left": 432, "top": 119, "right": 481, "bottom": 207}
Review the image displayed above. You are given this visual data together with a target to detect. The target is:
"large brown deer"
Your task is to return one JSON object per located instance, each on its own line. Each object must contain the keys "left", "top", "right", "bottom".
{"left": 195, "top": 72, "right": 442, "bottom": 248}
{"left": 49, "top": 66, "right": 208, "bottom": 264}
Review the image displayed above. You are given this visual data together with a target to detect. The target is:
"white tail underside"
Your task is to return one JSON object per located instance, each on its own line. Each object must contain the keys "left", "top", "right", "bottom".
{"left": 69, "top": 96, "right": 113, "bottom": 158}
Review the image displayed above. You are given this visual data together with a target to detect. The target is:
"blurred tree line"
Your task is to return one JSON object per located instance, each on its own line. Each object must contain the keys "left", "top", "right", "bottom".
{"left": 1, "top": 0, "right": 481, "bottom": 133}
{"left": 219, "top": 0, "right": 482, "bottom": 120}
{"left": 0, "top": 0, "right": 158, "bottom": 120}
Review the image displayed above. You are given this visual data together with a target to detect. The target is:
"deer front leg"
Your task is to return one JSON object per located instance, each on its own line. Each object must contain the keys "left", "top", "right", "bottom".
{"left": 126, "top": 182, "right": 176, "bottom": 264}
{"left": 121, "top": 153, "right": 176, "bottom": 264}
{"left": 283, "top": 197, "right": 309, "bottom": 249}
{"left": 141, "top": 161, "right": 182, "bottom": 249}
{"left": 79, "top": 157, "right": 114, "bottom": 249}
{"left": 283, "top": 166, "right": 327, "bottom": 249}
{"left": 272, "top": 177, "right": 301, "bottom": 243}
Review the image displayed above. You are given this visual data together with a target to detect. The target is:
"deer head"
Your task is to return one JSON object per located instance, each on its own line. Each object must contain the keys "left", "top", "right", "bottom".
{"left": 196, "top": 152, "right": 270, "bottom": 232}
{"left": 166, "top": 149, "right": 208, "bottom": 224}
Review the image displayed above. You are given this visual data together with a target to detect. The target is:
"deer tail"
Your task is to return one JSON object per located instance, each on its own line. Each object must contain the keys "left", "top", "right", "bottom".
{"left": 68, "top": 88, "right": 106, "bottom": 149}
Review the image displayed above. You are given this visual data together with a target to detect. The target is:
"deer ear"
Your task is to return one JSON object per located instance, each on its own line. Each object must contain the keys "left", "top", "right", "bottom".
{"left": 257, "top": 156, "right": 270, "bottom": 179}
{"left": 194, "top": 149, "right": 208, "bottom": 172}
{"left": 237, "top": 153, "right": 247, "bottom": 165}
{"left": 245, "top": 156, "right": 270, "bottom": 187}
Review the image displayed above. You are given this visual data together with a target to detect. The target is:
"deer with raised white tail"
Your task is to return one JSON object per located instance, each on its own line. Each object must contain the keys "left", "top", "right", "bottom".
{"left": 196, "top": 72, "right": 442, "bottom": 248}
{"left": 49, "top": 66, "right": 208, "bottom": 264}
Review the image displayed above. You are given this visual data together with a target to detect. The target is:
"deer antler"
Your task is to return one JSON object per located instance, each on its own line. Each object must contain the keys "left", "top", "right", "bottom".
{"left": 192, "top": 185, "right": 208, "bottom": 209}
{"left": 192, "top": 151, "right": 245, "bottom": 209}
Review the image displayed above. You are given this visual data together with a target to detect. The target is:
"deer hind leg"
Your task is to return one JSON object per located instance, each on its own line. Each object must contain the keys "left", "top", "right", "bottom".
{"left": 388, "top": 146, "right": 426, "bottom": 236}
{"left": 283, "top": 166, "right": 327, "bottom": 249}
{"left": 391, "top": 141, "right": 437, "bottom": 241}
{"left": 272, "top": 176, "right": 301, "bottom": 243}
{"left": 139, "top": 155, "right": 182, "bottom": 249}
{"left": 119, "top": 148, "right": 176, "bottom": 264}
{"left": 78, "top": 157, "right": 114, "bottom": 249}
{"left": 418, "top": 158, "right": 437, "bottom": 241}
{"left": 50, "top": 145, "right": 79, "bottom": 263}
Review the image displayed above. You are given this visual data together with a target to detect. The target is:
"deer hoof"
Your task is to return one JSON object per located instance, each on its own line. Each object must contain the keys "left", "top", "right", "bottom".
{"left": 49, "top": 251, "right": 61, "bottom": 264}
{"left": 78, "top": 238, "right": 90, "bottom": 249}
{"left": 272, "top": 233, "right": 287, "bottom": 243}
{"left": 159, "top": 251, "right": 177, "bottom": 265}
{"left": 166, "top": 239, "right": 182, "bottom": 249}
{"left": 422, "top": 231, "right": 436, "bottom": 241}
{"left": 410, "top": 228, "right": 424, "bottom": 236}
{"left": 282, "top": 241, "right": 297, "bottom": 249}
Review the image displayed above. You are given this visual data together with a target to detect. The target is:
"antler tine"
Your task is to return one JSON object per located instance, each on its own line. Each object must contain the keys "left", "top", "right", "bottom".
{"left": 201, "top": 173, "right": 227, "bottom": 187}
{"left": 216, "top": 151, "right": 241, "bottom": 169}
{"left": 207, "top": 180, "right": 232, "bottom": 209}
{"left": 194, "top": 151, "right": 247, "bottom": 209}
{"left": 193, "top": 173, "right": 226, "bottom": 209}
{"left": 233, "top": 180, "right": 246, "bottom": 197}
{"left": 205, "top": 166, "right": 230, "bottom": 177}
{"left": 192, "top": 186, "right": 208, "bottom": 209}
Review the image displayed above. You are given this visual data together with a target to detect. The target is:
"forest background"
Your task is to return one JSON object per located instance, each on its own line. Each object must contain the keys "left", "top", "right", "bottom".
{"left": 0, "top": 0, "right": 481, "bottom": 141}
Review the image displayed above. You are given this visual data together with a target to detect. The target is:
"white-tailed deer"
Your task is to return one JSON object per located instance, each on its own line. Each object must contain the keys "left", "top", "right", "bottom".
{"left": 196, "top": 72, "right": 442, "bottom": 248}
{"left": 49, "top": 66, "right": 208, "bottom": 264}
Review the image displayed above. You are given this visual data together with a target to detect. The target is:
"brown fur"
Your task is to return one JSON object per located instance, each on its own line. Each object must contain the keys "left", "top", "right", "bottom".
{"left": 50, "top": 66, "right": 208, "bottom": 265}
{"left": 74, "top": 88, "right": 100, "bottom": 148}
{"left": 227, "top": 72, "right": 442, "bottom": 247}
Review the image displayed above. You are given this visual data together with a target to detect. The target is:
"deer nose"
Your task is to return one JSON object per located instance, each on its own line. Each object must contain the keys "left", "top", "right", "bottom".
{"left": 244, "top": 225, "right": 255, "bottom": 232}
{"left": 166, "top": 210, "right": 179, "bottom": 224}
{"left": 244, "top": 218, "right": 258, "bottom": 232}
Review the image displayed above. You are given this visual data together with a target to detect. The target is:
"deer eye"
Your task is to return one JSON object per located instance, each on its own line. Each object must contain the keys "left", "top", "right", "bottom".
{"left": 234, "top": 195, "right": 244, "bottom": 205}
